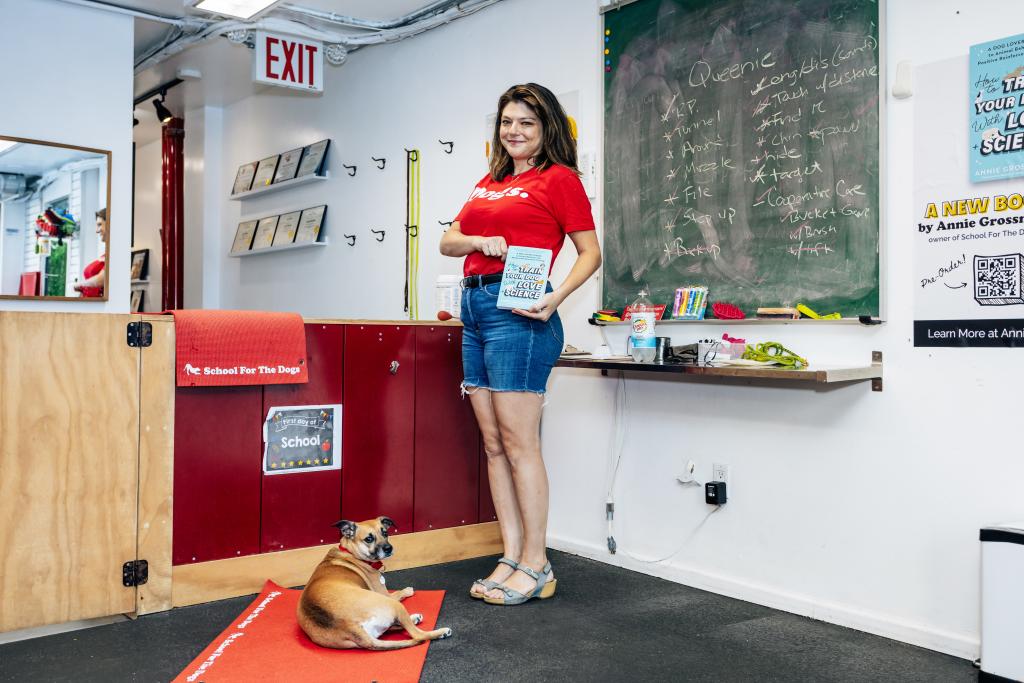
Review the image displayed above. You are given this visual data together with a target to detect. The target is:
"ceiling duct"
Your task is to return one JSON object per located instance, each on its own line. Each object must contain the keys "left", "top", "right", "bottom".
{"left": 0, "top": 173, "right": 29, "bottom": 201}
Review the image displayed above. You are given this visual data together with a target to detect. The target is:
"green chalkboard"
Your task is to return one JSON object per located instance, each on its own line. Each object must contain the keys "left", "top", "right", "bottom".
{"left": 602, "top": 0, "right": 880, "bottom": 318}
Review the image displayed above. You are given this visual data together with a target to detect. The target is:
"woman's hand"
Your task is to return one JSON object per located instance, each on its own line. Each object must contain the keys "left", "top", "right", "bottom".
{"left": 513, "top": 291, "right": 563, "bottom": 321}
{"left": 475, "top": 235, "right": 508, "bottom": 260}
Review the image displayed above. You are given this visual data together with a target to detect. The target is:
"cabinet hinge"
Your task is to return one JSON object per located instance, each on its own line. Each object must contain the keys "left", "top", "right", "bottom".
{"left": 122, "top": 559, "right": 148, "bottom": 587}
{"left": 127, "top": 321, "right": 153, "bottom": 348}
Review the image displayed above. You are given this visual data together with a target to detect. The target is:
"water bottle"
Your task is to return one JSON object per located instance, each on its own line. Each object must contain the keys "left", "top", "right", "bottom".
{"left": 628, "top": 289, "right": 657, "bottom": 362}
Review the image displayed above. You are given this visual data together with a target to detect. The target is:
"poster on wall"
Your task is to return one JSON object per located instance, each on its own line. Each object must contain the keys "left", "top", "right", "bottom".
{"left": 970, "top": 33, "right": 1024, "bottom": 182}
{"left": 915, "top": 58, "right": 1024, "bottom": 347}
{"left": 263, "top": 405, "right": 342, "bottom": 475}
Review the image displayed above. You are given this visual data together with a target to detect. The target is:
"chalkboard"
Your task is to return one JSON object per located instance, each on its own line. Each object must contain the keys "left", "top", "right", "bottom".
{"left": 602, "top": 0, "right": 880, "bottom": 318}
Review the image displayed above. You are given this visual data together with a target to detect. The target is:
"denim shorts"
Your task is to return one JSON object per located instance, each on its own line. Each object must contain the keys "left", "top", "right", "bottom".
{"left": 460, "top": 282, "right": 564, "bottom": 394}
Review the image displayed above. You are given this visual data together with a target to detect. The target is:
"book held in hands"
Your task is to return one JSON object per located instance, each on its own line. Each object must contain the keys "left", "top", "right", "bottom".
{"left": 496, "top": 246, "right": 552, "bottom": 310}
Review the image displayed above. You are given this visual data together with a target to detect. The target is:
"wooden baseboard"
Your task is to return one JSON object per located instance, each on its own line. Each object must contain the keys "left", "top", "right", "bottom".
{"left": 171, "top": 522, "right": 502, "bottom": 608}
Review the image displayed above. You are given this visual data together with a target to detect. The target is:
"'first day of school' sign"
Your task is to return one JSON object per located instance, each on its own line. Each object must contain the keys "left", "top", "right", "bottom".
{"left": 263, "top": 405, "right": 341, "bottom": 475}
{"left": 253, "top": 31, "right": 323, "bottom": 92}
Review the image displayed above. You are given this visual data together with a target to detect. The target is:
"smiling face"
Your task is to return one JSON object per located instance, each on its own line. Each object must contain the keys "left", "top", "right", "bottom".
{"left": 499, "top": 100, "right": 544, "bottom": 173}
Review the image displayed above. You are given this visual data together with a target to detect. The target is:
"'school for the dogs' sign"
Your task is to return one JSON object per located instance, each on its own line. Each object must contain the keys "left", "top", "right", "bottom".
{"left": 263, "top": 405, "right": 342, "bottom": 475}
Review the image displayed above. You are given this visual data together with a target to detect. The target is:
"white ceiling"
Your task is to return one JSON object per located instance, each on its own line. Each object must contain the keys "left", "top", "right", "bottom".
{"left": 126, "top": 0, "right": 468, "bottom": 144}
{"left": 0, "top": 142, "right": 104, "bottom": 177}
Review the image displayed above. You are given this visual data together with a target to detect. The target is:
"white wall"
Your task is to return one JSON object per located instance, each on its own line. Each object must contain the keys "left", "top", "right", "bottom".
{"left": 133, "top": 139, "right": 162, "bottom": 312}
{"left": 215, "top": 0, "right": 601, "bottom": 319}
{"left": 0, "top": 0, "right": 133, "bottom": 312}
{"left": 201, "top": 0, "right": 1024, "bottom": 660}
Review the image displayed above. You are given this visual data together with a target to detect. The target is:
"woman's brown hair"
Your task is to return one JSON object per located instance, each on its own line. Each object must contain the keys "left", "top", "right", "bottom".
{"left": 488, "top": 83, "right": 579, "bottom": 181}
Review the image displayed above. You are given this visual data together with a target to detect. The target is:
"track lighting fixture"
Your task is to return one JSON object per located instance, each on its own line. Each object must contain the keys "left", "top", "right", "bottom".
{"left": 153, "top": 92, "right": 174, "bottom": 124}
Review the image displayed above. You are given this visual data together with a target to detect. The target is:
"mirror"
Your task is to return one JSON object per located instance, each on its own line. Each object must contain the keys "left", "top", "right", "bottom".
{"left": 0, "top": 135, "right": 110, "bottom": 300}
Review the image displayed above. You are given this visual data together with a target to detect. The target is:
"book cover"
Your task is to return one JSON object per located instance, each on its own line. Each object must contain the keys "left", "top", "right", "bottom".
{"left": 252, "top": 215, "right": 280, "bottom": 249}
{"left": 230, "top": 220, "right": 258, "bottom": 253}
{"left": 496, "top": 246, "right": 552, "bottom": 310}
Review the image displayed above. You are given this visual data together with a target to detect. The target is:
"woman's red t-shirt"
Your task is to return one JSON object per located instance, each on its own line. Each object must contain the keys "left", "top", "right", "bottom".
{"left": 455, "top": 164, "right": 595, "bottom": 277}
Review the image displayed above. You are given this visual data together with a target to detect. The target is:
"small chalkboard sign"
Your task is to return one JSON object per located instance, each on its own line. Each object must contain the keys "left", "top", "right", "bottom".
{"left": 263, "top": 404, "right": 342, "bottom": 475}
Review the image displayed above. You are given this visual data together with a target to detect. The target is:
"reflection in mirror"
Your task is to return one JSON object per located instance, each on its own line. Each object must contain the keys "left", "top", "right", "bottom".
{"left": 0, "top": 136, "right": 110, "bottom": 300}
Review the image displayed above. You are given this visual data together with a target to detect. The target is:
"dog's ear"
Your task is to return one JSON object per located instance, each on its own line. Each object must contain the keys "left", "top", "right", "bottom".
{"left": 332, "top": 520, "right": 357, "bottom": 538}
{"left": 378, "top": 516, "right": 396, "bottom": 533}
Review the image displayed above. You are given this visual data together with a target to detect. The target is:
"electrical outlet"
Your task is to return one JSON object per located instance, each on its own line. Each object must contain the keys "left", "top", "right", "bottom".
{"left": 676, "top": 459, "right": 698, "bottom": 486}
{"left": 712, "top": 462, "right": 730, "bottom": 484}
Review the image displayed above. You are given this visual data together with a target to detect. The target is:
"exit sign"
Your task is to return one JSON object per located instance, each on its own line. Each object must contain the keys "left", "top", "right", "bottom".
{"left": 253, "top": 31, "right": 323, "bottom": 92}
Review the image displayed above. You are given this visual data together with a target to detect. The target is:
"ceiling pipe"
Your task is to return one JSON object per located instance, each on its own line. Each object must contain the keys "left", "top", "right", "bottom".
{"left": 278, "top": 0, "right": 462, "bottom": 31}
{"left": 55, "top": 0, "right": 207, "bottom": 28}
{"left": 131, "top": 0, "right": 504, "bottom": 74}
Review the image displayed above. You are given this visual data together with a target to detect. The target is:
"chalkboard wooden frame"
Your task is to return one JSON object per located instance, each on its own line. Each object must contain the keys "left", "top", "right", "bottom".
{"left": 600, "top": 0, "right": 886, "bottom": 322}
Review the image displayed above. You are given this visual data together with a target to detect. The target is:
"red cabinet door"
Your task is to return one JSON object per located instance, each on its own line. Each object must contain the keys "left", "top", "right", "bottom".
{"left": 342, "top": 325, "right": 416, "bottom": 533}
{"left": 260, "top": 324, "right": 344, "bottom": 552}
{"left": 414, "top": 326, "right": 480, "bottom": 531}
{"left": 174, "top": 386, "right": 263, "bottom": 564}
{"left": 479, "top": 441, "right": 498, "bottom": 523}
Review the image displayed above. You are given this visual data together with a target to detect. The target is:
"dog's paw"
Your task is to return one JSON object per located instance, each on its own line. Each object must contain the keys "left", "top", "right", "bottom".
{"left": 439, "top": 627, "right": 453, "bottom": 639}
{"left": 410, "top": 613, "right": 423, "bottom": 624}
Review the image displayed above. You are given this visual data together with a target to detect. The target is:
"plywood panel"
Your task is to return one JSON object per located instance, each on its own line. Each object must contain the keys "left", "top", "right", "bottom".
{"left": 0, "top": 312, "right": 139, "bottom": 632}
{"left": 172, "top": 522, "right": 502, "bottom": 607}
{"left": 136, "top": 318, "right": 175, "bottom": 615}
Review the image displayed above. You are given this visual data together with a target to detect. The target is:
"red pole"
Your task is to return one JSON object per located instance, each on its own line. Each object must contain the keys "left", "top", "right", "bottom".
{"left": 161, "top": 117, "right": 185, "bottom": 310}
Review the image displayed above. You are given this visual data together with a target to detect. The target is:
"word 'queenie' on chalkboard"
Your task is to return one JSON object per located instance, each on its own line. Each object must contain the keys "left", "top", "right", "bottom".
{"left": 602, "top": 0, "right": 881, "bottom": 318}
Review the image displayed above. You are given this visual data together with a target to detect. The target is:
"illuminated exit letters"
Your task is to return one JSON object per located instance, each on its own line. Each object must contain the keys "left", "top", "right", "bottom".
{"left": 253, "top": 31, "right": 323, "bottom": 92}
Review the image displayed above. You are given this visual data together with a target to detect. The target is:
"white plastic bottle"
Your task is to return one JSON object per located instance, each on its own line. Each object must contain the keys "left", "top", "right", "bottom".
{"left": 629, "top": 289, "right": 657, "bottom": 362}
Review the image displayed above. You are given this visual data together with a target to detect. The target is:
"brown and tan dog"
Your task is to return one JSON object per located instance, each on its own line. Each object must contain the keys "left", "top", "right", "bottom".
{"left": 297, "top": 516, "right": 452, "bottom": 650}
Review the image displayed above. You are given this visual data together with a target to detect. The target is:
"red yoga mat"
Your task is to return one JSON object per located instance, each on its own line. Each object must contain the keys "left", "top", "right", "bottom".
{"left": 170, "top": 309, "right": 309, "bottom": 387}
{"left": 173, "top": 581, "right": 446, "bottom": 683}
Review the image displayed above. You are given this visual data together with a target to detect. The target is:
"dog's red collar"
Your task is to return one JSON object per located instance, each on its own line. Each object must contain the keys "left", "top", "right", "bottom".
{"left": 338, "top": 545, "right": 384, "bottom": 570}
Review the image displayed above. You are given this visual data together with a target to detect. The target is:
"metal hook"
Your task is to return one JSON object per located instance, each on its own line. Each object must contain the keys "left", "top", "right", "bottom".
{"left": 404, "top": 148, "right": 419, "bottom": 162}
{"left": 371, "top": 229, "right": 385, "bottom": 242}
{"left": 344, "top": 234, "right": 356, "bottom": 246}
{"left": 343, "top": 164, "right": 357, "bottom": 177}
{"left": 405, "top": 224, "right": 418, "bottom": 238}
{"left": 439, "top": 140, "right": 454, "bottom": 154}
{"left": 371, "top": 156, "right": 386, "bottom": 170}
{"left": 438, "top": 220, "right": 453, "bottom": 227}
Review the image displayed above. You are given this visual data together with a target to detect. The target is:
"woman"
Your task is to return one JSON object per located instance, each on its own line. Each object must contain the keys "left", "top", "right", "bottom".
{"left": 440, "top": 83, "right": 601, "bottom": 606}
{"left": 74, "top": 208, "right": 107, "bottom": 297}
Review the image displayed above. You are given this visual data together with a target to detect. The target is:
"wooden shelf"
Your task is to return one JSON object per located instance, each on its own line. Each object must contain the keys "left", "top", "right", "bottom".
{"left": 229, "top": 173, "right": 328, "bottom": 200}
{"left": 229, "top": 240, "right": 328, "bottom": 257}
{"left": 557, "top": 352, "right": 883, "bottom": 389}
{"left": 589, "top": 317, "right": 883, "bottom": 326}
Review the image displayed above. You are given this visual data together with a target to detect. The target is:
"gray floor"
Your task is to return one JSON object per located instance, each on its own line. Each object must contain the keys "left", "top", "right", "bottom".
{"left": 0, "top": 550, "right": 975, "bottom": 682}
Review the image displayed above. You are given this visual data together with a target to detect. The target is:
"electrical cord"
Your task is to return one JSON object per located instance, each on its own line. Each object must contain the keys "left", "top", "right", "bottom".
{"left": 604, "top": 369, "right": 722, "bottom": 563}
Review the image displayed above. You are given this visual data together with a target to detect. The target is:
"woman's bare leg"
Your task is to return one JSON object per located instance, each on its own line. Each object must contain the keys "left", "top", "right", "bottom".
{"left": 467, "top": 388, "right": 523, "bottom": 595}
{"left": 485, "top": 391, "right": 552, "bottom": 599}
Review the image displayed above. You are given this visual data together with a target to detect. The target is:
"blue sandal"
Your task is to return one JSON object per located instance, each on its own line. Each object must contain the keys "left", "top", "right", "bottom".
{"left": 470, "top": 557, "right": 518, "bottom": 599}
{"left": 483, "top": 562, "right": 556, "bottom": 605}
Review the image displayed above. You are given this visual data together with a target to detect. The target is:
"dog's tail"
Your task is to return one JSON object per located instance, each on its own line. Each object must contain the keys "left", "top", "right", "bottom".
{"left": 299, "top": 599, "right": 334, "bottom": 629}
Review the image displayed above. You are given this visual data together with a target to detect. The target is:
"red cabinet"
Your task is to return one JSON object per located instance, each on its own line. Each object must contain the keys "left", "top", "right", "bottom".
{"left": 479, "top": 445, "right": 498, "bottom": 523}
{"left": 342, "top": 325, "right": 416, "bottom": 533}
{"left": 260, "top": 324, "right": 344, "bottom": 553}
{"left": 174, "top": 321, "right": 482, "bottom": 566}
{"left": 173, "top": 385, "right": 263, "bottom": 564}
{"left": 414, "top": 326, "right": 480, "bottom": 531}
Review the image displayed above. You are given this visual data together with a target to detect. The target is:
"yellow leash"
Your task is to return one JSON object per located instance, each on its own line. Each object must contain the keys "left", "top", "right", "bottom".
{"left": 405, "top": 149, "right": 421, "bottom": 319}
{"left": 742, "top": 342, "right": 809, "bottom": 369}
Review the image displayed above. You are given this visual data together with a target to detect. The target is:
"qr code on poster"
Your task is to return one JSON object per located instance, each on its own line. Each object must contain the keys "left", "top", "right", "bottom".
{"left": 975, "top": 253, "right": 1024, "bottom": 305}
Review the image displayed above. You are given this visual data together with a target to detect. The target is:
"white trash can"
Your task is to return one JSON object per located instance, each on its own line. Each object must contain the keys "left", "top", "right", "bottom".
{"left": 981, "top": 522, "right": 1024, "bottom": 682}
